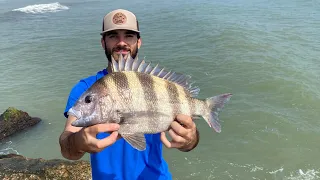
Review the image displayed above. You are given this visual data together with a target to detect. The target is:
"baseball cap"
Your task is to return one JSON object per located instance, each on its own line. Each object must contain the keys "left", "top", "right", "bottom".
{"left": 101, "top": 9, "right": 140, "bottom": 36}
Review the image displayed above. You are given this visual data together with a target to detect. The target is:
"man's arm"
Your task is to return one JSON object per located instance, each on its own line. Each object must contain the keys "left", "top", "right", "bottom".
{"left": 161, "top": 114, "right": 200, "bottom": 152}
{"left": 59, "top": 115, "right": 120, "bottom": 160}
{"left": 59, "top": 115, "right": 85, "bottom": 160}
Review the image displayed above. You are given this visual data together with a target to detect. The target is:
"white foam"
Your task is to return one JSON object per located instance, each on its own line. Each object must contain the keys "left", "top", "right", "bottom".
{"left": 0, "top": 147, "right": 19, "bottom": 155}
{"left": 269, "top": 167, "right": 284, "bottom": 174}
{"left": 12, "top": 2, "right": 69, "bottom": 14}
{"left": 250, "top": 165, "right": 264, "bottom": 172}
{"left": 268, "top": 167, "right": 319, "bottom": 180}
{"left": 285, "top": 169, "right": 320, "bottom": 180}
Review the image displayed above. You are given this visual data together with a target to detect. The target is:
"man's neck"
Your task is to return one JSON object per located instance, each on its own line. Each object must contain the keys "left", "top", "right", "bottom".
{"left": 107, "top": 61, "right": 112, "bottom": 72}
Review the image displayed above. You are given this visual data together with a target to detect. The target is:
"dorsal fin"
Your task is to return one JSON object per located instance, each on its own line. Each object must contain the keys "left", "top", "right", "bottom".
{"left": 110, "top": 54, "right": 200, "bottom": 97}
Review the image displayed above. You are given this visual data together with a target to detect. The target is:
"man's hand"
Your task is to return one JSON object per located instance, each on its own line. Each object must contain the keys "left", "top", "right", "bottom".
{"left": 160, "top": 114, "right": 199, "bottom": 152}
{"left": 75, "top": 123, "right": 120, "bottom": 153}
{"left": 59, "top": 115, "right": 120, "bottom": 160}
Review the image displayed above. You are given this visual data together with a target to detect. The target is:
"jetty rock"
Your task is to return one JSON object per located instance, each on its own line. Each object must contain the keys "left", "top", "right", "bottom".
{"left": 0, "top": 154, "right": 92, "bottom": 179}
{"left": 0, "top": 107, "right": 41, "bottom": 140}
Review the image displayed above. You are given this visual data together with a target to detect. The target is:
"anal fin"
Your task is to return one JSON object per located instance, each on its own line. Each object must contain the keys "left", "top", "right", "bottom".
{"left": 121, "top": 133, "right": 146, "bottom": 151}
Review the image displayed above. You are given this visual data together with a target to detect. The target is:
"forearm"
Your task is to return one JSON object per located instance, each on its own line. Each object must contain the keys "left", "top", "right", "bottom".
{"left": 179, "top": 128, "right": 200, "bottom": 152}
{"left": 59, "top": 131, "right": 85, "bottom": 160}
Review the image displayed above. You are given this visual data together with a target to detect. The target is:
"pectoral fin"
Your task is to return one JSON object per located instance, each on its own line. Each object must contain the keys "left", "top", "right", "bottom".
{"left": 121, "top": 133, "right": 146, "bottom": 151}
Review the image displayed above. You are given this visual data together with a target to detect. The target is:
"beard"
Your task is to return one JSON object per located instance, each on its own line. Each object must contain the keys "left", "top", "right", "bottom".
{"left": 105, "top": 43, "right": 139, "bottom": 62}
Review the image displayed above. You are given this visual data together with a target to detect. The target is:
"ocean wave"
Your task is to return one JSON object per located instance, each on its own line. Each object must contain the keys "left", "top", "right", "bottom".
{"left": 227, "top": 162, "right": 319, "bottom": 180}
{"left": 285, "top": 169, "right": 320, "bottom": 180}
{"left": 0, "top": 148, "right": 19, "bottom": 155}
{"left": 268, "top": 168, "right": 320, "bottom": 180}
{"left": 12, "top": 2, "right": 69, "bottom": 14}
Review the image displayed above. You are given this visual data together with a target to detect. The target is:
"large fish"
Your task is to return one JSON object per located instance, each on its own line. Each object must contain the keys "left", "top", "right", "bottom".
{"left": 67, "top": 54, "right": 232, "bottom": 151}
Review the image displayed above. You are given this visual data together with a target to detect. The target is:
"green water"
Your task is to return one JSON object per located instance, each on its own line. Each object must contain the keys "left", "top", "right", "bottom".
{"left": 1, "top": 0, "right": 320, "bottom": 179}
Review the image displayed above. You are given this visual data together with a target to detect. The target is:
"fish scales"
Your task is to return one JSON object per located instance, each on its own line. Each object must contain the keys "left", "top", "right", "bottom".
{"left": 165, "top": 80, "right": 181, "bottom": 117}
{"left": 135, "top": 72, "right": 175, "bottom": 133}
{"left": 137, "top": 73, "right": 169, "bottom": 133}
{"left": 68, "top": 54, "right": 233, "bottom": 151}
{"left": 175, "top": 83, "right": 190, "bottom": 115}
{"left": 111, "top": 72, "right": 133, "bottom": 112}
{"left": 126, "top": 72, "right": 161, "bottom": 134}
{"left": 149, "top": 75, "right": 171, "bottom": 117}
{"left": 103, "top": 72, "right": 171, "bottom": 134}
{"left": 96, "top": 79, "right": 114, "bottom": 122}
{"left": 136, "top": 72, "right": 158, "bottom": 113}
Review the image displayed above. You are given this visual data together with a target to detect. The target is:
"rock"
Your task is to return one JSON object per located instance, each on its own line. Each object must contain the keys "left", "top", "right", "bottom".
{"left": 0, "top": 154, "right": 92, "bottom": 180}
{"left": 0, "top": 107, "right": 41, "bottom": 140}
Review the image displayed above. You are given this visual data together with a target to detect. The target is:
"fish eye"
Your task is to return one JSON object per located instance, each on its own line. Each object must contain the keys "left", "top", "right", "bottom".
{"left": 85, "top": 95, "right": 92, "bottom": 103}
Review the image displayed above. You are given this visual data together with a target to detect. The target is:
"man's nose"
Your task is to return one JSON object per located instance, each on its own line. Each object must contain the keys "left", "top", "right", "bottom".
{"left": 116, "top": 36, "right": 127, "bottom": 45}
{"left": 117, "top": 40, "right": 127, "bottom": 46}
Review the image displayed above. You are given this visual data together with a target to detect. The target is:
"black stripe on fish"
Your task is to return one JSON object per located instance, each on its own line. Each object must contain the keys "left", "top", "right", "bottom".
{"left": 97, "top": 77, "right": 108, "bottom": 91}
{"left": 112, "top": 72, "right": 132, "bottom": 108}
{"left": 137, "top": 73, "right": 158, "bottom": 128}
{"left": 183, "top": 88, "right": 192, "bottom": 114}
{"left": 137, "top": 73, "right": 157, "bottom": 108}
{"left": 166, "top": 81, "right": 181, "bottom": 115}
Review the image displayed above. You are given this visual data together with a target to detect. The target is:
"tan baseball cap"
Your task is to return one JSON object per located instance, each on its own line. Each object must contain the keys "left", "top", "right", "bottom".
{"left": 100, "top": 9, "right": 140, "bottom": 35}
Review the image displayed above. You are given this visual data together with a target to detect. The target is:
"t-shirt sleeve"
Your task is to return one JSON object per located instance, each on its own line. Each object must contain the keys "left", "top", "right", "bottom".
{"left": 63, "top": 80, "right": 89, "bottom": 118}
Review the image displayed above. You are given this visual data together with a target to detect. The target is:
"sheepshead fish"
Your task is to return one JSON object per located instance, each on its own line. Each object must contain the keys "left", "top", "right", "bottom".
{"left": 67, "top": 54, "right": 232, "bottom": 151}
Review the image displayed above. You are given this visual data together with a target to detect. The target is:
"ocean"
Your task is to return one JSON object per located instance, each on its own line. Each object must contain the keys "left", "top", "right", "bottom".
{"left": 0, "top": 0, "right": 320, "bottom": 179}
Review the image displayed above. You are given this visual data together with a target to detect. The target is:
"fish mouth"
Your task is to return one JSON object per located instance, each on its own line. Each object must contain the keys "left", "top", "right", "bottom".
{"left": 67, "top": 108, "right": 82, "bottom": 119}
{"left": 68, "top": 108, "right": 97, "bottom": 127}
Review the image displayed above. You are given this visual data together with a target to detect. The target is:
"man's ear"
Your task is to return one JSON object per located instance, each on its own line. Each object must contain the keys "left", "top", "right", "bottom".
{"left": 137, "top": 38, "right": 142, "bottom": 49}
{"left": 101, "top": 38, "right": 106, "bottom": 50}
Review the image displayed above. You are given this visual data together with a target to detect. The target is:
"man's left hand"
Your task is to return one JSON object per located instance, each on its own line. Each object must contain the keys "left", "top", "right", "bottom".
{"left": 161, "top": 114, "right": 199, "bottom": 152}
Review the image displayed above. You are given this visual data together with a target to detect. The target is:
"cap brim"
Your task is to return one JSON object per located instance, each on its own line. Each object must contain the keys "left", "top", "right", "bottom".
{"left": 100, "top": 28, "right": 140, "bottom": 36}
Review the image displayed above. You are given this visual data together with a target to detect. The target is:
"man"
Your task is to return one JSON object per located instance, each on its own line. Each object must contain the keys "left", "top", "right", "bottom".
{"left": 59, "top": 9, "right": 200, "bottom": 180}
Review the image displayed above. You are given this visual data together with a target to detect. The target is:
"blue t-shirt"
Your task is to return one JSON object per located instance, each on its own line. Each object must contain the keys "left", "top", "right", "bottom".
{"left": 64, "top": 69, "right": 172, "bottom": 180}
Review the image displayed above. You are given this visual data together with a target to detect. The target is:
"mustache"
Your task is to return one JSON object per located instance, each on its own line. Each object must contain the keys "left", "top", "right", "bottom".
{"left": 113, "top": 46, "right": 130, "bottom": 52}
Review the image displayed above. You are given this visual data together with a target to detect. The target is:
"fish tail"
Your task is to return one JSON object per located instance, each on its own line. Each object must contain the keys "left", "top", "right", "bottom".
{"left": 203, "top": 93, "right": 232, "bottom": 133}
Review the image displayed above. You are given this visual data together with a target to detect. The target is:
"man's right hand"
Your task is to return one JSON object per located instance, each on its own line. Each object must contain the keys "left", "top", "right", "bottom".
{"left": 59, "top": 115, "right": 120, "bottom": 160}
{"left": 75, "top": 123, "right": 120, "bottom": 153}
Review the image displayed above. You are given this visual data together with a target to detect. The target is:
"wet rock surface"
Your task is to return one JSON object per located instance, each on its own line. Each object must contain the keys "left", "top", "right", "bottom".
{"left": 0, "top": 107, "right": 41, "bottom": 140}
{"left": 0, "top": 154, "right": 92, "bottom": 180}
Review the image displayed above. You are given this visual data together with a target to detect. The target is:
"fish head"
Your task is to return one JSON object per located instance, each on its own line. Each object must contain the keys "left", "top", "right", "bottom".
{"left": 68, "top": 83, "right": 113, "bottom": 127}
